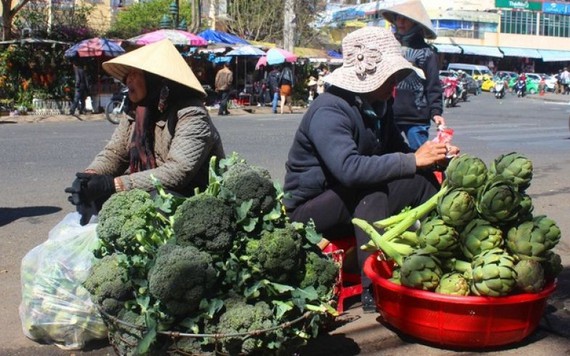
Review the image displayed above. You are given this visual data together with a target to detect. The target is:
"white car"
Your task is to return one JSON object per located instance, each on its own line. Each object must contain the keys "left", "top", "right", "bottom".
{"left": 525, "top": 73, "right": 556, "bottom": 91}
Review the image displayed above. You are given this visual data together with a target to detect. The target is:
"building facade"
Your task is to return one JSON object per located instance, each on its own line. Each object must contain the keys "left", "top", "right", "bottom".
{"left": 322, "top": 0, "right": 570, "bottom": 71}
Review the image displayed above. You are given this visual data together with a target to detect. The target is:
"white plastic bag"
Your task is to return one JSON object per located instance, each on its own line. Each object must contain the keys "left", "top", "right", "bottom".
{"left": 19, "top": 212, "right": 107, "bottom": 350}
{"left": 84, "top": 96, "right": 94, "bottom": 112}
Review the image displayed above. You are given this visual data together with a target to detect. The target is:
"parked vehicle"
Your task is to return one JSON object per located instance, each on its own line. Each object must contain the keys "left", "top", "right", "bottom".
{"left": 447, "top": 63, "right": 492, "bottom": 82}
{"left": 525, "top": 73, "right": 556, "bottom": 92}
{"left": 481, "top": 76, "right": 496, "bottom": 92}
{"left": 105, "top": 86, "right": 129, "bottom": 124}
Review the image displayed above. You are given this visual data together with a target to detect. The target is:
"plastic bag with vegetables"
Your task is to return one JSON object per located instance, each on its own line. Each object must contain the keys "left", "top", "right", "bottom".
{"left": 19, "top": 212, "right": 108, "bottom": 350}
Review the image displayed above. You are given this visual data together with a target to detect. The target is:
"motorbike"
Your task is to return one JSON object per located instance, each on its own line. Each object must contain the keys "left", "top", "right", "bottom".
{"left": 456, "top": 79, "right": 468, "bottom": 102}
{"left": 442, "top": 76, "right": 459, "bottom": 108}
{"left": 105, "top": 86, "right": 129, "bottom": 124}
{"left": 515, "top": 79, "right": 526, "bottom": 98}
{"left": 494, "top": 81, "right": 506, "bottom": 99}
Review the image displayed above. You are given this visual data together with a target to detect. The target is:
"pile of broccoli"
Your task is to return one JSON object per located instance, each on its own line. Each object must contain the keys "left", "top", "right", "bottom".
{"left": 83, "top": 153, "right": 339, "bottom": 355}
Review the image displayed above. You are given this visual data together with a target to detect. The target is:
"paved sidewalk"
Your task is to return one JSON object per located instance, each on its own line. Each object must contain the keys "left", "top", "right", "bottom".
{"left": 0, "top": 104, "right": 307, "bottom": 124}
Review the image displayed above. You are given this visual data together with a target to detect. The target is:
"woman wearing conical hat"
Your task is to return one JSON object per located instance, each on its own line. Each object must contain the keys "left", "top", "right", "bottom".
{"left": 65, "top": 39, "right": 225, "bottom": 213}
{"left": 380, "top": 0, "right": 446, "bottom": 151}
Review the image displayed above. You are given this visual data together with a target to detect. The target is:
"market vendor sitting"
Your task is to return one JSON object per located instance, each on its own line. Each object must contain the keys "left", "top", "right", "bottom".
{"left": 65, "top": 39, "right": 225, "bottom": 224}
{"left": 282, "top": 26, "right": 459, "bottom": 312}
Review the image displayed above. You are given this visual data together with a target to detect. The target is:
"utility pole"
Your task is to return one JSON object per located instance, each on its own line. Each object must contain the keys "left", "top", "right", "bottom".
{"left": 283, "top": 0, "right": 296, "bottom": 52}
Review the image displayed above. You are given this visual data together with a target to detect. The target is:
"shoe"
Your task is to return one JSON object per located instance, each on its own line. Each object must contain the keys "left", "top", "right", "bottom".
{"left": 361, "top": 286, "right": 376, "bottom": 314}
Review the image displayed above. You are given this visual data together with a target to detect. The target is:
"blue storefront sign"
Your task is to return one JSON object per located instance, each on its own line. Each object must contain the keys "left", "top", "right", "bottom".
{"left": 542, "top": 2, "right": 570, "bottom": 15}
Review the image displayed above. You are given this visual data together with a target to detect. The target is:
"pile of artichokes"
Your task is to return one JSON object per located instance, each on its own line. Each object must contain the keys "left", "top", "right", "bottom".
{"left": 354, "top": 152, "right": 562, "bottom": 297}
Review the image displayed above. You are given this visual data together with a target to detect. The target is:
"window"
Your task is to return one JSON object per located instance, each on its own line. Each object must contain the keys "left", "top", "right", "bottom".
{"left": 540, "top": 13, "right": 570, "bottom": 38}
{"left": 501, "top": 10, "right": 537, "bottom": 35}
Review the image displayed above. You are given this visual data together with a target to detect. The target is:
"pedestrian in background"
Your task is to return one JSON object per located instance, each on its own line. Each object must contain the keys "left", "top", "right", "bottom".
{"left": 267, "top": 66, "right": 281, "bottom": 114}
{"left": 69, "top": 60, "right": 90, "bottom": 115}
{"left": 278, "top": 63, "right": 295, "bottom": 114}
{"left": 215, "top": 62, "right": 233, "bottom": 116}
{"left": 380, "top": 0, "right": 445, "bottom": 151}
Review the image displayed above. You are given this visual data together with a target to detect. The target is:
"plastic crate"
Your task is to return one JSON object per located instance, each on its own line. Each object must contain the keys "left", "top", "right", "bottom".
{"left": 363, "top": 253, "right": 556, "bottom": 349}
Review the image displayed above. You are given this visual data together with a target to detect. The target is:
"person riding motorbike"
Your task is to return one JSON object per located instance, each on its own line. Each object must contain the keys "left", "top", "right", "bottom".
{"left": 515, "top": 74, "right": 527, "bottom": 97}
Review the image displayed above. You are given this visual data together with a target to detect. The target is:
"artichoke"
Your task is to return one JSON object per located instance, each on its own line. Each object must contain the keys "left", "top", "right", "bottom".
{"left": 435, "top": 272, "right": 470, "bottom": 296}
{"left": 476, "top": 177, "right": 522, "bottom": 224}
{"left": 517, "top": 193, "right": 534, "bottom": 221}
{"left": 506, "top": 215, "right": 561, "bottom": 261}
{"left": 514, "top": 259, "right": 545, "bottom": 293}
{"left": 542, "top": 250, "right": 563, "bottom": 280}
{"left": 417, "top": 216, "right": 459, "bottom": 258}
{"left": 437, "top": 189, "right": 477, "bottom": 228}
{"left": 444, "top": 154, "right": 488, "bottom": 194}
{"left": 488, "top": 152, "right": 533, "bottom": 191}
{"left": 400, "top": 251, "right": 442, "bottom": 291}
{"left": 470, "top": 248, "right": 517, "bottom": 296}
{"left": 459, "top": 219, "right": 503, "bottom": 260}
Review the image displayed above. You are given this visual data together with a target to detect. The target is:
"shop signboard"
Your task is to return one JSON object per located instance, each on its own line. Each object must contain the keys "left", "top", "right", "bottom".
{"left": 495, "top": 0, "right": 542, "bottom": 11}
{"left": 542, "top": 2, "right": 570, "bottom": 15}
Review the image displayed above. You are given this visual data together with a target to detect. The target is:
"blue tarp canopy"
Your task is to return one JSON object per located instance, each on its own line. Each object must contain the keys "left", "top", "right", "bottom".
{"left": 197, "top": 29, "right": 249, "bottom": 45}
{"left": 327, "top": 49, "right": 342, "bottom": 58}
{"left": 500, "top": 47, "right": 542, "bottom": 59}
{"left": 538, "top": 49, "right": 570, "bottom": 62}
{"left": 459, "top": 44, "right": 503, "bottom": 58}
{"left": 433, "top": 43, "right": 462, "bottom": 54}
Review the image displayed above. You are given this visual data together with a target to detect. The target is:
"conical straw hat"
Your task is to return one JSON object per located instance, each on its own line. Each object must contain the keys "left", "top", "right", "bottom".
{"left": 380, "top": 0, "right": 437, "bottom": 40}
{"left": 103, "top": 39, "right": 206, "bottom": 97}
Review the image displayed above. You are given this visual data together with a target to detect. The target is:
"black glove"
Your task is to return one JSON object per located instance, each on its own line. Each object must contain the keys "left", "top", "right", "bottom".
{"left": 78, "top": 173, "right": 116, "bottom": 203}
{"left": 65, "top": 173, "right": 98, "bottom": 225}
{"left": 64, "top": 173, "right": 94, "bottom": 206}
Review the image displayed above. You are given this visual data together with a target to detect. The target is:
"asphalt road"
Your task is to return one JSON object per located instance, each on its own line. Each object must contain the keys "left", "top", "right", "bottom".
{"left": 1, "top": 92, "right": 569, "bottom": 355}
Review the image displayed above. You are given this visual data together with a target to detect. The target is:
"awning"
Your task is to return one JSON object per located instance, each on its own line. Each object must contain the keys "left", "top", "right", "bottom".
{"left": 433, "top": 43, "right": 461, "bottom": 54}
{"left": 500, "top": 47, "right": 542, "bottom": 59}
{"left": 539, "top": 49, "right": 570, "bottom": 62}
{"left": 459, "top": 44, "right": 503, "bottom": 58}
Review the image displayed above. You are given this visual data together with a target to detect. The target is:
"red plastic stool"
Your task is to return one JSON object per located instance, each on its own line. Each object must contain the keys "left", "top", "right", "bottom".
{"left": 322, "top": 236, "right": 363, "bottom": 313}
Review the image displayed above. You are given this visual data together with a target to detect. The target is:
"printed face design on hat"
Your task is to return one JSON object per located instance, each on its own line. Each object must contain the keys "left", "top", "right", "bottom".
{"left": 345, "top": 42, "right": 382, "bottom": 81}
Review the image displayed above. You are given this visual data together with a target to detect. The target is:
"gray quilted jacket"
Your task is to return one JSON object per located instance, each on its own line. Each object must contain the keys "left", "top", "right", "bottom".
{"left": 86, "top": 105, "right": 225, "bottom": 196}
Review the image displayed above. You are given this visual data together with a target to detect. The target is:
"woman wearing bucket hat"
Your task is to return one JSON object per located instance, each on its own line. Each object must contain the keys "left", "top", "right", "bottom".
{"left": 379, "top": 0, "right": 445, "bottom": 151}
{"left": 65, "top": 39, "right": 225, "bottom": 213}
{"left": 283, "top": 26, "right": 458, "bottom": 312}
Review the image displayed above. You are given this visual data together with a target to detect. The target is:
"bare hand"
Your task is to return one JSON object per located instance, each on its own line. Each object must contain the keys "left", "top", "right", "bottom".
{"left": 433, "top": 115, "right": 446, "bottom": 127}
{"left": 414, "top": 141, "right": 448, "bottom": 168}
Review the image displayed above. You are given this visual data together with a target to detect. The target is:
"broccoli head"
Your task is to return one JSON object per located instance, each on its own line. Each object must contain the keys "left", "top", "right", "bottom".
{"left": 172, "top": 194, "right": 236, "bottom": 256}
{"left": 83, "top": 254, "right": 134, "bottom": 315}
{"left": 148, "top": 244, "right": 217, "bottom": 317}
{"left": 96, "top": 189, "right": 156, "bottom": 255}
{"left": 300, "top": 250, "right": 339, "bottom": 298}
{"left": 222, "top": 162, "right": 277, "bottom": 216}
{"left": 212, "top": 299, "right": 275, "bottom": 355}
{"left": 245, "top": 225, "right": 304, "bottom": 284}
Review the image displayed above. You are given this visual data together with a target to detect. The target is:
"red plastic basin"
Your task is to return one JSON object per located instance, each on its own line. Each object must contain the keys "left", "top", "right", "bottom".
{"left": 363, "top": 254, "right": 557, "bottom": 349}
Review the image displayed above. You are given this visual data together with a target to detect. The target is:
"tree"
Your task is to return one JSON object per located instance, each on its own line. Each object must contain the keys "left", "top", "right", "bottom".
{"left": 1, "top": 0, "right": 31, "bottom": 40}
{"left": 226, "top": 0, "right": 325, "bottom": 48}
{"left": 227, "top": 0, "right": 283, "bottom": 44}
{"left": 106, "top": 0, "right": 195, "bottom": 39}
